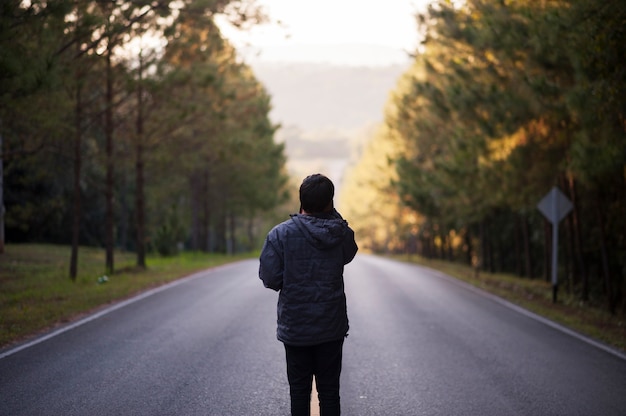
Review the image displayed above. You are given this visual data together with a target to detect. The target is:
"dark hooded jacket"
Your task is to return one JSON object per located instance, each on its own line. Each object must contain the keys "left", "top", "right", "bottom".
{"left": 259, "top": 209, "right": 358, "bottom": 346}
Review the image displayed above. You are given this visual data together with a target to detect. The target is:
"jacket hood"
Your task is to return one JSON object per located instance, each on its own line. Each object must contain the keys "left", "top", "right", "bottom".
{"left": 290, "top": 209, "right": 350, "bottom": 250}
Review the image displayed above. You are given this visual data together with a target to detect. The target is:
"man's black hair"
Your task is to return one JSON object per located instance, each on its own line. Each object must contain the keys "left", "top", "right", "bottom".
{"left": 299, "top": 173, "right": 334, "bottom": 214}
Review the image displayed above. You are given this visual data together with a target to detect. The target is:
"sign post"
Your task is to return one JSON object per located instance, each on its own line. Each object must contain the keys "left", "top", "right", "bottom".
{"left": 537, "top": 186, "right": 573, "bottom": 303}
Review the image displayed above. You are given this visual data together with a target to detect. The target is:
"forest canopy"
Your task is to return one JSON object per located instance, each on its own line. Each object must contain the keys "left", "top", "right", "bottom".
{"left": 342, "top": 0, "right": 626, "bottom": 314}
{"left": 0, "top": 0, "right": 289, "bottom": 277}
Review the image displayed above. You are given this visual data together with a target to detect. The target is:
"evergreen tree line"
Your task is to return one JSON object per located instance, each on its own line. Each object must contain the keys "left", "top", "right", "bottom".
{"left": 0, "top": 0, "right": 288, "bottom": 278}
{"left": 345, "top": 0, "right": 625, "bottom": 314}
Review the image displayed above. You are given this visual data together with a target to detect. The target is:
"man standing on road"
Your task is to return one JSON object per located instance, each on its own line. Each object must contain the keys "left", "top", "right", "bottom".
{"left": 259, "top": 173, "right": 358, "bottom": 416}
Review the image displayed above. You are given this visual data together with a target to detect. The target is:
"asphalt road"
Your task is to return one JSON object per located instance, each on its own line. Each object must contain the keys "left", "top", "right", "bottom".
{"left": 1, "top": 255, "right": 625, "bottom": 416}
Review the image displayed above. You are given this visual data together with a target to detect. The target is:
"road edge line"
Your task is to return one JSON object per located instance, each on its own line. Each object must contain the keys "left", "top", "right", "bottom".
{"left": 0, "top": 262, "right": 244, "bottom": 360}
{"left": 419, "top": 264, "right": 626, "bottom": 362}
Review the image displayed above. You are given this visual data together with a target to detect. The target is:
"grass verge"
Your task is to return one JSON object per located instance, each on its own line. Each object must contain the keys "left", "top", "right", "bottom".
{"left": 2, "top": 245, "right": 624, "bottom": 355}
{"left": 393, "top": 254, "right": 626, "bottom": 354}
{"left": 0, "top": 244, "right": 256, "bottom": 349}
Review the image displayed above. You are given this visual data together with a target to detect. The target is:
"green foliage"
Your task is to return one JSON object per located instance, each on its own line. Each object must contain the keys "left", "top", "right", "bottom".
{"left": 375, "top": 0, "right": 626, "bottom": 314}
{"left": 150, "top": 8, "right": 288, "bottom": 253}
{"left": 0, "top": 0, "right": 287, "bottom": 274}
{"left": 153, "top": 205, "right": 186, "bottom": 256}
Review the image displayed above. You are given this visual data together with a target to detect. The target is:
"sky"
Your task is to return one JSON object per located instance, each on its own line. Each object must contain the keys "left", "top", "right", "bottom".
{"left": 217, "top": 0, "right": 431, "bottom": 66}
{"left": 215, "top": 1, "right": 434, "bottom": 183}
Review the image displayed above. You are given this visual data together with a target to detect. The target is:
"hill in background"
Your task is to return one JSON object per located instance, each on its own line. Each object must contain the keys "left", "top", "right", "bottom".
{"left": 251, "top": 61, "right": 408, "bottom": 132}
{"left": 247, "top": 57, "right": 409, "bottom": 185}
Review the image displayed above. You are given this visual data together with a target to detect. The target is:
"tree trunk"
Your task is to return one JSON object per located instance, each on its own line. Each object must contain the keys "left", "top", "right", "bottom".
{"left": 560, "top": 176, "right": 574, "bottom": 294}
{"left": 568, "top": 176, "right": 588, "bottom": 301}
{"left": 521, "top": 214, "right": 533, "bottom": 278}
{"left": 216, "top": 211, "right": 227, "bottom": 253}
{"left": 543, "top": 219, "right": 551, "bottom": 282}
{"left": 480, "top": 220, "right": 486, "bottom": 272}
{"left": 247, "top": 216, "right": 255, "bottom": 251}
{"left": 438, "top": 228, "right": 445, "bottom": 260}
{"left": 424, "top": 226, "right": 433, "bottom": 259}
{"left": 70, "top": 69, "right": 82, "bottom": 280}
{"left": 190, "top": 174, "right": 201, "bottom": 250}
{"left": 228, "top": 211, "right": 235, "bottom": 255}
{"left": 464, "top": 228, "right": 473, "bottom": 267}
{"left": 487, "top": 232, "right": 494, "bottom": 273}
{"left": 0, "top": 121, "right": 5, "bottom": 255}
{"left": 514, "top": 213, "right": 522, "bottom": 277}
{"left": 481, "top": 219, "right": 494, "bottom": 273}
{"left": 105, "top": 42, "right": 115, "bottom": 274}
{"left": 135, "top": 50, "right": 146, "bottom": 269}
{"left": 595, "top": 198, "right": 615, "bottom": 314}
{"left": 203, "top": 168, "right": 211, "bottom": 251}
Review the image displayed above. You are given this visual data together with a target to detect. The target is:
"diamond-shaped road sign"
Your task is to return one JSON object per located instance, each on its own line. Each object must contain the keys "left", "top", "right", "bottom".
{"left": 537, "top": 186, "right": 573, "bottom": 225}
{"left": 537, "top": 186, "right": 573, "bottom": 302}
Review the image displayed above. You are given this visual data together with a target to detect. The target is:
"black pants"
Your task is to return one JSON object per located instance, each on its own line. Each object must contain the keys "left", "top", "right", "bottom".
{"left": 284, "top": 339, "right": 344, "bottom": 416}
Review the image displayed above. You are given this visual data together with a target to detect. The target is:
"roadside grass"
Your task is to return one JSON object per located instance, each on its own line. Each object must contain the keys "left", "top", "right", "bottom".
{"left": 394, "top": 254, "right": 626, "bottom": 354}
{"left": 2, "top": 244, "right": 624, "bottom": 356}
{"left": 0, "top": 244, "right": 256, "bottom": 349}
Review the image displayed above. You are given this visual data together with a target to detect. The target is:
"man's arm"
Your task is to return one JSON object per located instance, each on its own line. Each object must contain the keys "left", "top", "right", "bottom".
{"left": 343, "top": 228, "right": 358, "bottom": 264}
{"left": 259, "top": 233, "right": 284, "bottom": 291}
{"left": 332, "top": 209, "right": 358, "bottom": 264}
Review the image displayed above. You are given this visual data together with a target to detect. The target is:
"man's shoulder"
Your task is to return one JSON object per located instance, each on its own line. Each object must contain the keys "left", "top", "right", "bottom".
{"left": 268, "top": 216, "right": 297, "bottom": 236}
